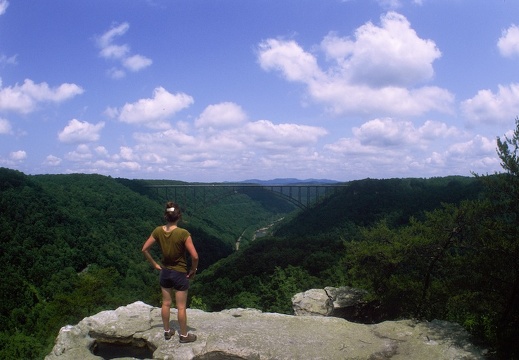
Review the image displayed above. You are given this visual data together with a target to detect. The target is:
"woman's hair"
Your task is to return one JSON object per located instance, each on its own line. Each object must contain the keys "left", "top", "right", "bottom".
{"left": 164, "top": 201, "right": 181, "bottom": 223}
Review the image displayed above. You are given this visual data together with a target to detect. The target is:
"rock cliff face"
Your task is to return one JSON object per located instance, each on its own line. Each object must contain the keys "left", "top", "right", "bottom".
{"left": 46, "top": 301, "right": 484, "bottom": 360}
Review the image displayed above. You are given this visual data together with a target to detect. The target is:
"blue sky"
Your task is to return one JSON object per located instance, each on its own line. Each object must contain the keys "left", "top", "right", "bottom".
{"left": 1, "top": 0, "right": 519, "bottom": 182}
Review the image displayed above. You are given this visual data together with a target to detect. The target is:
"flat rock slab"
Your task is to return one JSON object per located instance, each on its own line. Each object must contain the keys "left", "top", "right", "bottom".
{"left": 46, "top": 301, "right": 484, "bottom": 360}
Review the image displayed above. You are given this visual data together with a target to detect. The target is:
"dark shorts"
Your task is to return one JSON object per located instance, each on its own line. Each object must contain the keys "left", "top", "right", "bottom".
{"left": 160, "top": 268, "right": 189, "bottom": 291}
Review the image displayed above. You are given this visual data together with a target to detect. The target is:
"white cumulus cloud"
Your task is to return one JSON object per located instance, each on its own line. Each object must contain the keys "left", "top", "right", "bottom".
{"left": 10, "top": 150, "right": 26, "bottom": 161}
{"left": 100, "top": 44, "right": 130, "bottom": 60}
{"left": 0, "top": 79, "right": 84, "bottom": 114}
{"left": 44, "top": 155, "right": 62, "bottom": 166}
{"left": 119, "top": 146, "right": 136, "bottom": 161}
{"left": 498, "top": 24, "right": 519, "bottom": 58}
{"left": 195, "top": 102, "right": 248, "bottom": 129}
{"left": 448, "top": 135, "right": 495, "bottom": 157}
{"left": 353, "top": 118, "right": 419, "bottom": 147}
{"left": 123, "top": 54, "right": 153, "bottom": 72}
{"left": 65, "top": 144, "right": 93, "bottom": 161}
{"left": 321, "top": 12, "right": 441, "bottom": 87}
{"left": 258, "top": 38, "right": 324, "bottom": 83}
{"left": 110, "top": 87, "right": 194, "bottom": 129}
{"left": 58, "top": 119, "right": 105, "bottom": 143}
{"left": 243, "top": 120, "right": 327, "bottom": 149}
{"left": 330, "top": 118, "right": 459, "bottom": 151}
{"left": 98, "top": 22, "right": 130, "bottom": 48}
{"left": 257, "top": 12, "right": 453, "bottom": 118}
{"left": 96, "top": 22, "right": 152, "bottom": 78}
{"left": 461, "top": 83, "right": 519, "bottom": 125}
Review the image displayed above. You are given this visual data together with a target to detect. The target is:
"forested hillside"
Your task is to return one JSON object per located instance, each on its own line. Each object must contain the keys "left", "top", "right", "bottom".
{"left": 1, "top": 120, "right": 518, "bottom": 359}
{"left": 188, "top": 176, "right": 483, "bottom": 312}
{"left": 0, "top": 169, "right": 289, "bottom": 359}
{"left": 274, "top": 176, "right": 483, "bottom": 237}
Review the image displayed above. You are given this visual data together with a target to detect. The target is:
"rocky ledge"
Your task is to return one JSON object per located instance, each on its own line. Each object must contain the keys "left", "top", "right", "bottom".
{"left": 46, "top": 300, "right": 484, "bottom": 360}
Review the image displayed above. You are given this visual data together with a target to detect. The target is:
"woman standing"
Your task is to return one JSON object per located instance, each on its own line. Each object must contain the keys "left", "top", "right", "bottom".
{"left": 142, "top": 201, "right": 199, "bottom": 343}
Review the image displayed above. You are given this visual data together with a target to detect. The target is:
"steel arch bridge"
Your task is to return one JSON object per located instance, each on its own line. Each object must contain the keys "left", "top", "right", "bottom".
{"left": 146, "top": 183, "right": 347, "bottom": 211}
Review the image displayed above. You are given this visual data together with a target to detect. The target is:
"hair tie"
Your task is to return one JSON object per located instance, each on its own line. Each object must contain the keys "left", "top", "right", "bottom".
{"left": 166, "top": 207, "right": 175, "bottom": 212}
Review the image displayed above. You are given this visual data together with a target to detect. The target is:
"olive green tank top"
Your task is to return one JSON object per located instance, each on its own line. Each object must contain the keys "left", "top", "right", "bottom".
{"left": 151, "top": 226, "right": 191, "bottom": 272}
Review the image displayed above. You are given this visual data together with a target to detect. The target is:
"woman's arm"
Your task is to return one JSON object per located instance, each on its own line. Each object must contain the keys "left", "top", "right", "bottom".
{"left": 142, "top": 235, "right": 162, "bottom": 270}
{"left": 185, "top": 236, "right": 199, "bottom": 279}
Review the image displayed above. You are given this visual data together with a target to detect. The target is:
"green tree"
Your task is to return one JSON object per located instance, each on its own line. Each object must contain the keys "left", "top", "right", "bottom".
{"left": 228, "top": 292, "right": 262, "bottom": 309}
{"left": 0, "top": 331, "right": 46, "bottom": 360}
{"left": 260, "top": 266, "right": 319, "bottom": 314}
{"left": 472, "top": 117, "right": 519, "bottom": 357}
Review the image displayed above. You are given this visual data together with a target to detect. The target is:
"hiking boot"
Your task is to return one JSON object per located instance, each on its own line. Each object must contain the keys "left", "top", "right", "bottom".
{"left": 164, "top": 329, "right": 174, "bottom": 340}
{"left": 179, "top": 333, "right": 197, "bottom": 343}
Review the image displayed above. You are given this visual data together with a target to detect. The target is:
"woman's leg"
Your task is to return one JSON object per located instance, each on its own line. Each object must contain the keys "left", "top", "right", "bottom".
{"left": 161, "top": 287, "right": 173, "bottom": 332}
{"left": 175, "top": 289, "right": 188, "bottom": 335}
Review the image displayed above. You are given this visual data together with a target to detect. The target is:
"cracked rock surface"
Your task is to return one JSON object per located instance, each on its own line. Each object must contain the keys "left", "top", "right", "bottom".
{"left": 45, "top": 301, "right": 484, "bottom": 360}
